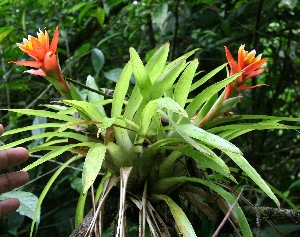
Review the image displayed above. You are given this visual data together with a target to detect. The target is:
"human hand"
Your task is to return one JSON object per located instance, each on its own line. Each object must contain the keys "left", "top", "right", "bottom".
{"left": 0, "top": 124, "right": 29, "bottom": 216}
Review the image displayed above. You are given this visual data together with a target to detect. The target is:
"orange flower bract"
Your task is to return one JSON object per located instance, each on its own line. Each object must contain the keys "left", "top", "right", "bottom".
{"left": 12, "top": 27, "right": 68, "bottom": 94}
{"left": 224, "top": 44, "right": 267, "bottom": 99}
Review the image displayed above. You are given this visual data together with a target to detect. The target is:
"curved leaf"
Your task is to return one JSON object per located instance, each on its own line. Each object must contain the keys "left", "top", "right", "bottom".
{"left": 152, "top": 194, "right": 197, "bottom": 237}
{"left": 224, "top": 151, "right": 280, "bottom": 207}
{"left": 4, "top": 109, "right": 82, "bottom": 123}
{"left": 0, "top": 132, "right": 96, "bottom": 150}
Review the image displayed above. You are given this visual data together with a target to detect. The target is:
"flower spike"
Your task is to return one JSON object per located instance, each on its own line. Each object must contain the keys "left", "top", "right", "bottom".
{"left": 11, "top": 27, "right": 70, "bottom": 98}
{"left": 224, "top": 45, "right": 267, "bottom": 99}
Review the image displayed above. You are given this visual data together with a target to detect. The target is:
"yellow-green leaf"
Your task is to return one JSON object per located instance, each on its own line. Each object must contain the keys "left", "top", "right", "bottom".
{"left": 82, "top": 143, "right": 106, "bottom": 194}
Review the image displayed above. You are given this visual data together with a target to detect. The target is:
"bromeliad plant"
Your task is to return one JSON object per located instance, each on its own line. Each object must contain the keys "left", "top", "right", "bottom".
{"left": 2, "top": 27, "right": 300, "bottom": 236}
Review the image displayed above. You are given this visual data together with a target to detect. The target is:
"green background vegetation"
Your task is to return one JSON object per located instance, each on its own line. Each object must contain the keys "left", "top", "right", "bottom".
{"left": 0, "top": 0, "right": 299, "bottom": 236}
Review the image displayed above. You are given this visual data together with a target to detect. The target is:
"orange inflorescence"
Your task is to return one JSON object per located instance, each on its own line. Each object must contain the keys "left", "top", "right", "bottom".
{"left": 12, "top": 27, "right": 68, "bottom": 93}
{"left": 224, "top": 44, "right": 267, "bottom": 99}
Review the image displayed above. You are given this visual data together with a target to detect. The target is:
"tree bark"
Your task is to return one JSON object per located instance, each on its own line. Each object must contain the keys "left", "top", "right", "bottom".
{"left": 243, "top": 206, "right": 300, "bottom": 225}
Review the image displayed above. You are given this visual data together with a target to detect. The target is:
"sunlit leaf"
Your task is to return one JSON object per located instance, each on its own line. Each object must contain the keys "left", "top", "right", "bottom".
{"left": 145, "top": 43, "right": 169, "bottom": 82}
{"left": 82, "top": 143, "right": 106, "bottom": 194}
{"left": 111, "top": 62, "right": 132, "bottom": 117}
{"left": 174, "top": 59, "right": 199, "bottom": 107}
{"left": 130, "top": 47, "right": 152, "bottom": 96}
{"left": 60, "top": 100, "right": 104, "bottom": 121}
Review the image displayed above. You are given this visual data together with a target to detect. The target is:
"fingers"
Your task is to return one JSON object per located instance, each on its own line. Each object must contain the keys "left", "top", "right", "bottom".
{"left": 0, "top": 147, "right": 29, "bottom": 169}
{"left": 0, "top": 124, "right": 3, "bottom": 135}
{"left": 0, "top": 171, "right": 29, "bottom": 194}
{"left": 0, "top": 198, "right": 20, "bottom": 216}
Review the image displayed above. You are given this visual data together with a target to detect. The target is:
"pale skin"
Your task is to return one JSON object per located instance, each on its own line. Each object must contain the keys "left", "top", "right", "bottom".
{"left": 0, "top": 124, "right": 29, "bottom": 216}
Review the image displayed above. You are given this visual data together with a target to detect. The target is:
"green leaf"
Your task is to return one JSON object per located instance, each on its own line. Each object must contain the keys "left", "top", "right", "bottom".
{"left": 152, "top": 195, "right": 197, "bottom": 237}
{"left": 150, "top": 60, "right": 186, "bottom": 99}
{"left": 111, "top": 62, "right": 132, "bottom": 117}
{"left": 194, "top": 92, "right": 218, "bottom": 124}
{"left": 173, "top": 59, "right": 199, "bottom": 108}
{"left": 23, "top": 142, "right": 96, "bottom": 171}
{"left": 91, "top": 48, "right": 105, "bottom": 75}
{"left": 134, "top": 59, "right": 186, "bottom": 123}
{"left": 177, "top": 124, "right": 242, "bottom": 154}
{"left": 67, "top": 2, "right": 87, "bottom": 12}
{"left": 4, "top": 109, "right": 82, "bottom": 123}
{"left": 136, "top": 98, "right": 188, "bottom": 145}
{"left": 2, "top": 123, "right": 63, "bottom": 136}
{"left": 172, "top": 146, "right": 231, "bottom": 179}
{"left": 193, "top": 96, "right": 242, "bottom": 125}
{"left": 106, "top": 142, "right": 132, "bottom": 170}
{"left": 167, "top": 117, "right": 209, "bottom": 155}
{"left": 75, "top": 191, "right": 87, "bottom": 227}
{"left": 123, "top": 86, "right": 142, "bottom": 120}
{"left": 145, "top": 43, "right": 170, "bottom": 82}
{"left": 0, "top": 26, "right": 14, "bottom": 43}
{"left": 208, "top": 121, "right": 300, "bottom": 134}
{"left": 0, "top": 132, "right": 96, "bottom": 150}
{"left": 68, "top": 82, "right": 84, "bottom": 102}
{"left": 130, "top": 47, "right": 152, "bottom": 96}
{"left": 93, "top": 7, "right": 105, "bottom": 26}
{"left": 95, "top": 171, "right": 112, "bottom": 202}
{"left": 104, "top": 68, "right": 123, "bottom": 82}
{"left": 225, "top": 151, "right": 280, "bottom": 207}
{"left": 190, "top": 63, "right": 227, "bottom": 92}
{"left": 0, "top": 191, "right": 40, "bottom": 224}
{"left": 82, "top": 143, "right": 106, "bottom": 194}
{"left": 86, "top": 75, "right": 106, "bottom": 116}
{"left": 163, "top": 48, "right": 199, "bottom": 73}
{"left": 60, "top": 100, "right": 104, "bottom": 121}
{"left": 29, "top": 139, "right": 68, "bottom": 153}
{"left": 78, "top": 3, "right": 95, "bottom": 22}
{"left": 203, "top": 114, "right": 300, "bottom": 129}
{"left": 185, "top": 72, "right": 242, "bottom": 118}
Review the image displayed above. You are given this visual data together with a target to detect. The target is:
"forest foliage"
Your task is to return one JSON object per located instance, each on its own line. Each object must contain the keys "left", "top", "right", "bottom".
{"left": 0, "top": 0, "right": 300, "bottom": 236}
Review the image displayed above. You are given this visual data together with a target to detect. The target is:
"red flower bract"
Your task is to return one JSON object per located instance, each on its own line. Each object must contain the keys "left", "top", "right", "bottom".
{"left": 224, "top": 44, "right": 267, "bottom": 99}
{"left": 11, "top": 27, "right": 68, "bottom": 94}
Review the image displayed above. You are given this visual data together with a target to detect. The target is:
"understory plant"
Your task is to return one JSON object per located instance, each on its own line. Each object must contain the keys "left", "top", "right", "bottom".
{"left": 1, "top": 27, "right": 300, "bottom": 236}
